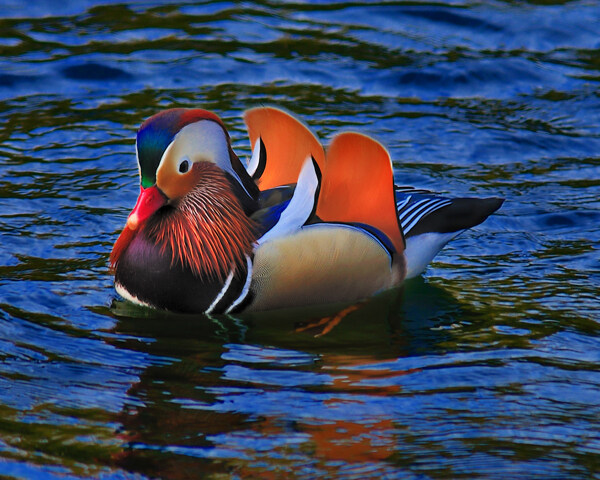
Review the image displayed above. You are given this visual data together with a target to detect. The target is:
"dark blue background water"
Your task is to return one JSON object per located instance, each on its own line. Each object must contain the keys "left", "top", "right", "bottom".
{"left": 0, "top": 1, "right": 599, "bottom": 478}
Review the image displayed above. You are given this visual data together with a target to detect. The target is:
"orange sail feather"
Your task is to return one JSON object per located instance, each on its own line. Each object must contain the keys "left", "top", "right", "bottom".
{"left": 317, "top": 132, "right": 405, "bottom": 255}
{"left": 244, "top": 107, "right": 325, "bottom": 190}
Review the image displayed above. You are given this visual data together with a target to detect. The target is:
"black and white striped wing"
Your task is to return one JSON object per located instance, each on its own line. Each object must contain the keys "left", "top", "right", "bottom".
{"left": 395, "top": 186, "right": 453, "bottom": 238}
{"left": 395, "top": 186, "right": 504, "bottom": 278}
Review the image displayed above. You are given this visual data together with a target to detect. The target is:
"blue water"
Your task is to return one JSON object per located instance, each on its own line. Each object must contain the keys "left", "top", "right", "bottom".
{"left": 0, "top": 1, "right": 599, "bottom": 478}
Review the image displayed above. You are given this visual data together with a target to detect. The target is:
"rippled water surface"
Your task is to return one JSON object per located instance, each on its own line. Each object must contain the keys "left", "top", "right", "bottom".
{"left": 1, "top": 1, "right": 599, "bottom": 478}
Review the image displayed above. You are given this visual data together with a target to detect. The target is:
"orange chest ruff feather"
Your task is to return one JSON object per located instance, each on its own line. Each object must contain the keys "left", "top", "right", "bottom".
{"left": 111, "top": 164, "right": 256, "bottom": 280}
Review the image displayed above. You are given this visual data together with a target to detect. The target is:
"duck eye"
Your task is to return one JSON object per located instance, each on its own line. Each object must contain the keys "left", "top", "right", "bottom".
{"left": 179, "top": 159, "right": 190, "bottom": 173}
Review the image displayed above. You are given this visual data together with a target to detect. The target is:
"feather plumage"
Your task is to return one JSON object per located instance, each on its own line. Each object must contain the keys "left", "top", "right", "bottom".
{"left": 112, "top": 106, "right": 504, "bottom": 314}
{"left": 114, "top": 162, "right": 256, "bottom": 281}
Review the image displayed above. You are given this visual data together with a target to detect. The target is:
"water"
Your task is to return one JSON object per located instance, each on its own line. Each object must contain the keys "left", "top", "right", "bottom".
{"left": 0, "top": 1, "right": 599, "bottom": 478}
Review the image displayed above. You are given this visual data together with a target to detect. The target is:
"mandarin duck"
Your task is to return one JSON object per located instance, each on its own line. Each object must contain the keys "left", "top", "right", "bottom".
{"left": 111, "top": 107, "right": 503, "bottom": 314}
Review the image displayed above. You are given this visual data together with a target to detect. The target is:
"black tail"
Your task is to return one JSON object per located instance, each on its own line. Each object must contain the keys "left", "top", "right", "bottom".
{"left": 395, "top": 186, "right": 503, "bottom": 238}
{"left": 407, "top": 197, "right": 504, "bottom": 238}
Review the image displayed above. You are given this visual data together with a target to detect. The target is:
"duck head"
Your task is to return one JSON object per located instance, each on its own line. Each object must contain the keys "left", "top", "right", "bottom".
{"left": 111, "top": 108, "right": 258, "bottom": 279}
{"left": 127, "top": 108, "right": 258, "bottom": 230}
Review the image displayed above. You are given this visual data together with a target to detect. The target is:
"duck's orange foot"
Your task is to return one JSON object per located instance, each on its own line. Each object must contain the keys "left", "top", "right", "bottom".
{"left": 295, "top": 303, "right": 362, "bottom": 337}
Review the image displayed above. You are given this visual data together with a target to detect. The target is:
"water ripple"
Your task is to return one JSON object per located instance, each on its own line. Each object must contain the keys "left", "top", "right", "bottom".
{"left": 0, "top": 0, "right": 599, "bottom": 478}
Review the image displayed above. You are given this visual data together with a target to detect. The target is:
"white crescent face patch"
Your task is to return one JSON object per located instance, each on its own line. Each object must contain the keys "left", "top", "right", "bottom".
{"left": 157, "top": 120, "right": 252, "bottom": 197}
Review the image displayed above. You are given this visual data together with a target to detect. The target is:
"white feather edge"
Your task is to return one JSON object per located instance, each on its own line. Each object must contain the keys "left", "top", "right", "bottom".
{"left": 205, "top": 269, "right": 234, "bottom": 314}
{"left": 402, "top": 199, "right": 452, "bottom": 234}
{"left": 115, "top": 282, "right": 153, "bottom": 309}
{"left": 404, "top": 230, "right": 464, "bottom": 279}
{"left": 256, "top": 156, "right": 318, "bottom": 246}
{"left": 246, "top": 137, "right": 261, "bottom": 176}
{"left": 225, "top": 255, "right": 253, "bottom": 313}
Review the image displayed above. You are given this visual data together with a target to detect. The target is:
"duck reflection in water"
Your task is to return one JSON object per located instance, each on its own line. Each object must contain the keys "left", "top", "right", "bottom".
{"left": 107, "top": 279, "right": 468, "bottom": 478}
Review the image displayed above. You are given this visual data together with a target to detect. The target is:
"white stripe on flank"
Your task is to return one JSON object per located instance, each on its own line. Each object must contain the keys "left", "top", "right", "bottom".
{"left": 403, "top": 199, "right": 452, "bottom": 234}
{"left": 205, "top": 269, "right": 234, "bottom": 314}
{"left": 226, "top": 255, "right": 253, "bottom": 313}
{"left": 257, "top": 156, "right": 318, "bottom": 245}
{"left": 246, "top": 137, "right": 261, "bottom": 176}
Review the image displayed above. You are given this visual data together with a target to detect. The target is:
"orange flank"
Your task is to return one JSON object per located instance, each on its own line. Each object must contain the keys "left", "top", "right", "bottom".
{"left": 244, "top": 107, "right": 325, "bottom": 190}
{"left": 317, "top": 132, "right": 405, "bottom": 254}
